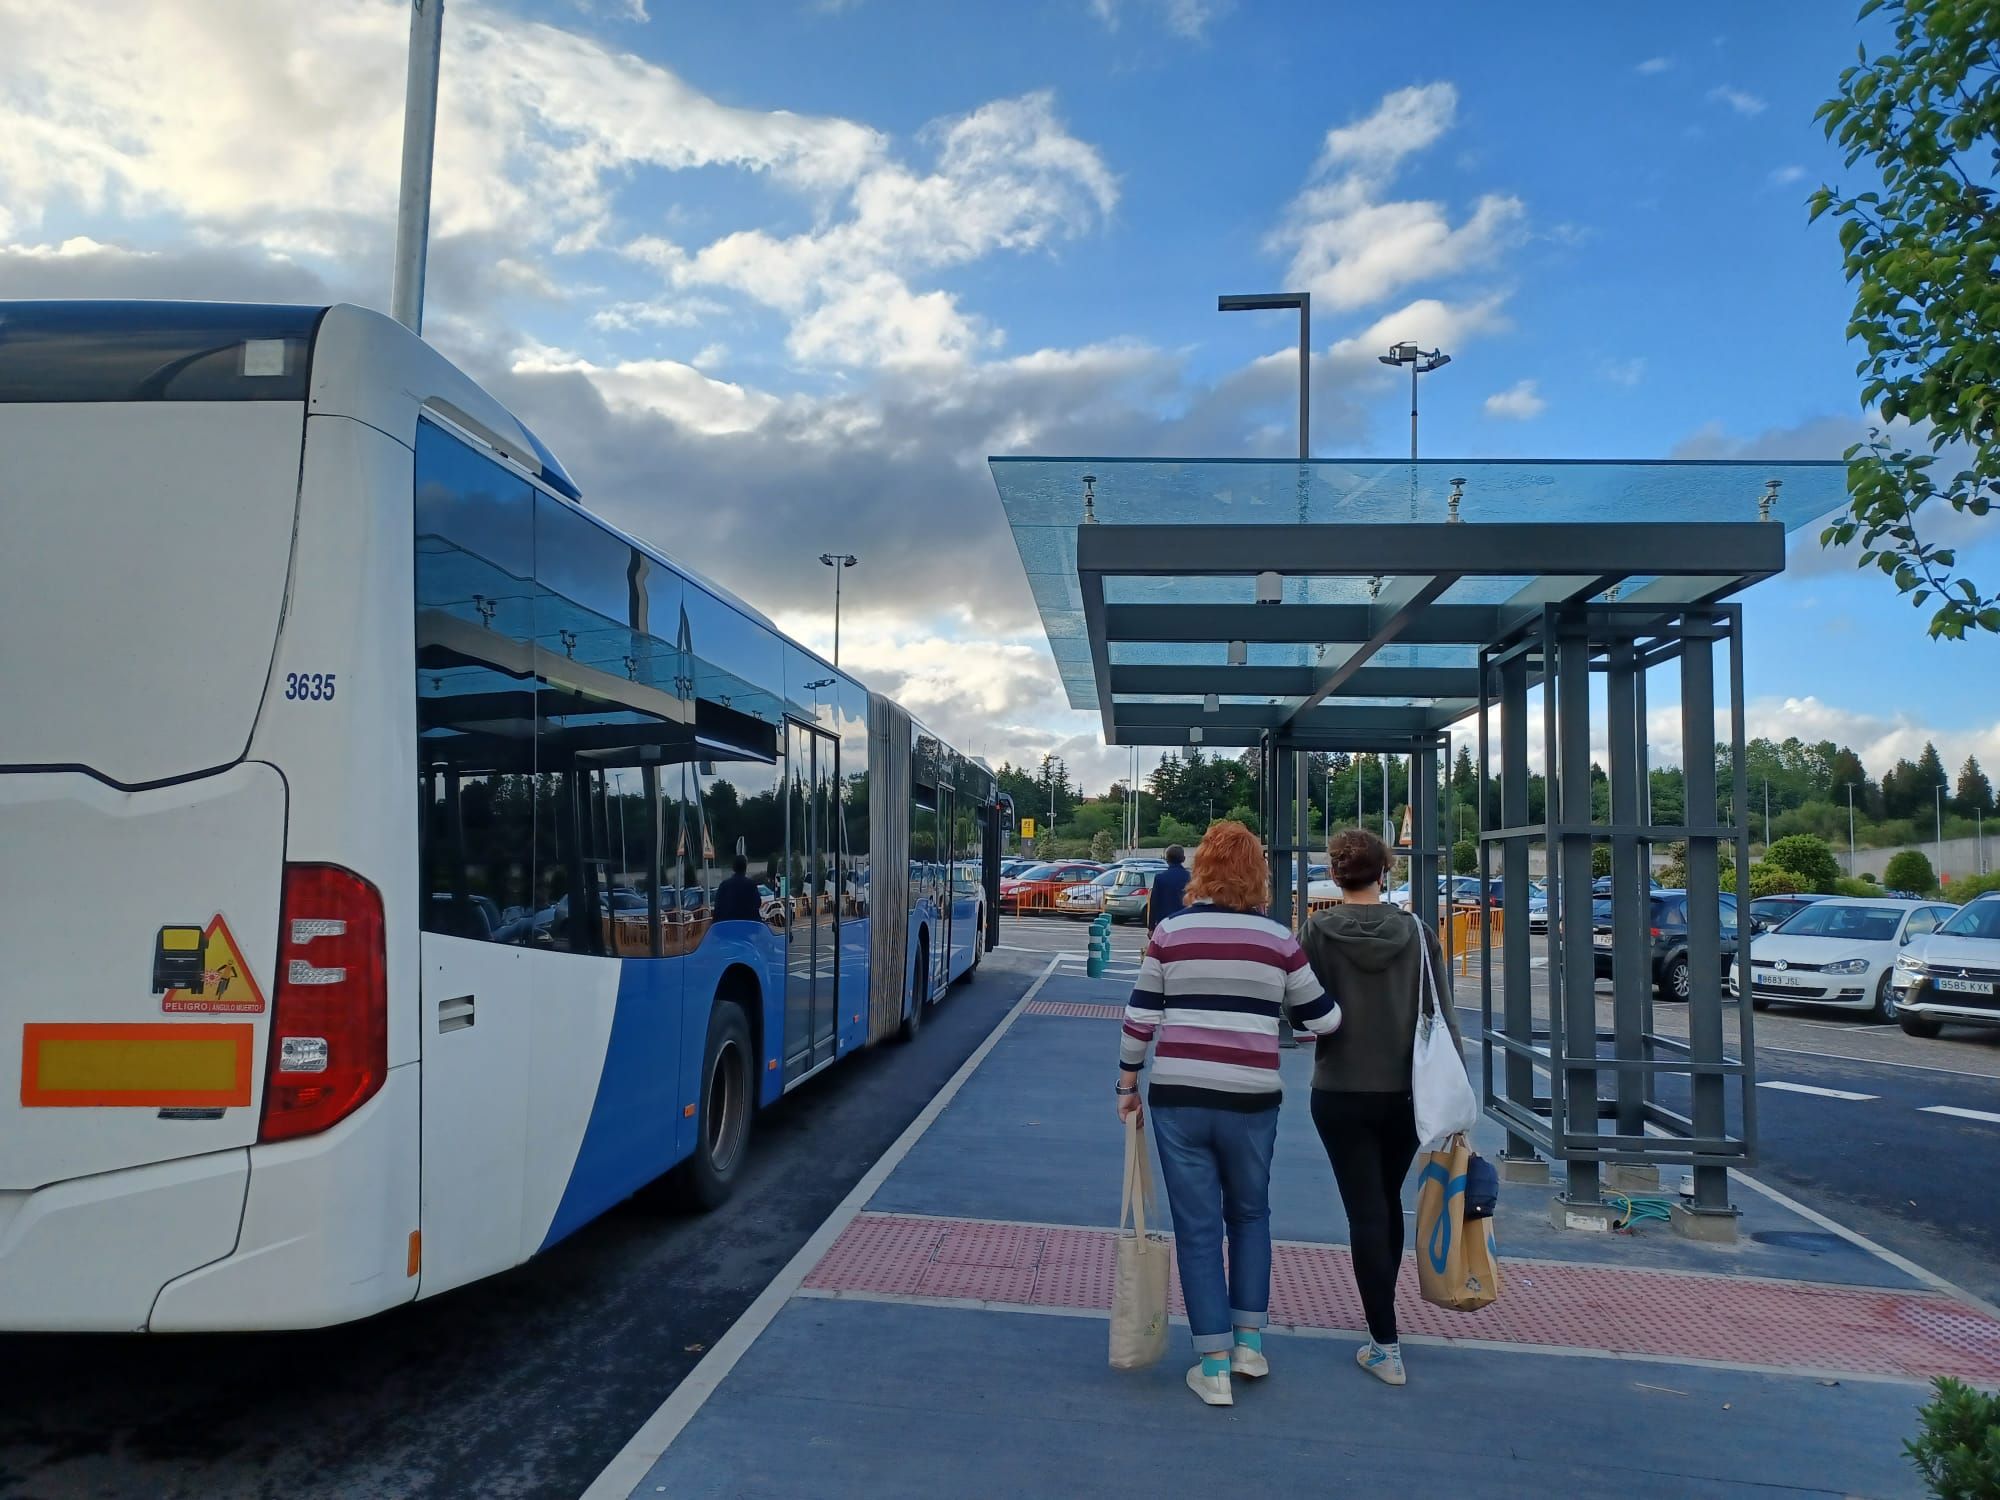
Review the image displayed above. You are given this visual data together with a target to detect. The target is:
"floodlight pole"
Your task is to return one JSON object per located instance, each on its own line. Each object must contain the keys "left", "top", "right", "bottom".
{"left": 391, "top": 0, "right": 445, "bottom": 334}
{"left": 1377, "top": 341, "right": 1453, "bottom": 460}
{"left": 819, "top": 552, "right": 857, "bottom": 666}
{"left": 1845, "top": 782, "right": 1857, "bottom": 876}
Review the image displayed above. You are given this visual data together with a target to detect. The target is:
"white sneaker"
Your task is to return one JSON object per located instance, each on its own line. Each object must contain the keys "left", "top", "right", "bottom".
{"left": 1230, "top": 1342, "right": 1269, "bottom": 1379}
{"left": 1186, "top": 1361, "right": 1234, "bottom": 1406}
{"left": 1356, "top": 1340, "right": 1406, "bottom": 1386}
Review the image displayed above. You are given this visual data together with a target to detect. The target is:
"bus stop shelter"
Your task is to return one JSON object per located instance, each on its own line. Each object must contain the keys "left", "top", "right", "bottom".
{"left": 990, "top": 456, "right": 1846, "bottom": 1235}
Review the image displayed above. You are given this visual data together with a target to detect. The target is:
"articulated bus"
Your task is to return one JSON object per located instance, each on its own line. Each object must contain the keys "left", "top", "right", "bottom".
{"left": 0, "top": 301, "right": 1002, "bottom": 1331}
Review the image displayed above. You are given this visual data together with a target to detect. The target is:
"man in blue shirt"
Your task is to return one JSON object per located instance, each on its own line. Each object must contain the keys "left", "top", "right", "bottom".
{"left": 1147, "top": 845, "right": 1189, "bottom": 930}
{"left": 713, "top": 856, "right": 763, "bottom": 923}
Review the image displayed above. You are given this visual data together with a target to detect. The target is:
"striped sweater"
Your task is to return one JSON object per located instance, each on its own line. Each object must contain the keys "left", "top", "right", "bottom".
{"left": 1120, "top": 905, "right": 1342, "bottom": 1110}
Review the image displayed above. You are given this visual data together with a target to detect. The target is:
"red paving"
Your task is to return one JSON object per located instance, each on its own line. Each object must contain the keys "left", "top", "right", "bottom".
{"left": 804, "top": 1212, "right": 2000, "bottom": 1384}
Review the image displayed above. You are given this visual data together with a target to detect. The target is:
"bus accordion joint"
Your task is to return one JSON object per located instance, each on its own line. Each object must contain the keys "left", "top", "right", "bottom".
{"left": 259, "top": 864, "right": 388, "bottom": 1144}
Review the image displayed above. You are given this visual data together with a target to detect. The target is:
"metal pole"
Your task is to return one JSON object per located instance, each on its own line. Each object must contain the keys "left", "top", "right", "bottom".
{"left": 1299, "top": 298, "right": 1311, "bottom": 461}
{"left": 1846, "top": 784, "right": 1856, "bottom": 876}
{"left": 390, "top": 0, "right": 445, "bottom": 334}
{"left": 1410, "top": 358, "right": 1419, "bottom": 461}
{"left": 1936, "top": 784, "right": 1945, "bottom": 882}
{"left": 833, "top": 563, "right": 842, "bottom": 668}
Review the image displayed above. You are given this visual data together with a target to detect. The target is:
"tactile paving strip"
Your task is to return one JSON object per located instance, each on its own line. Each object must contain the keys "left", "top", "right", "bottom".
{"left": 1022, "top": 1001, "right": 1127, "bottom": 1019}
{"left": 805, "top": 1213, "right": 2000, "bottom": 1384}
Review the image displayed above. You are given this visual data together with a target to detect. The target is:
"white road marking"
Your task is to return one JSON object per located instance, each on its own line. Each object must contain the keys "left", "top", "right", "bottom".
{"left": 1756, "top": 1081, "right": 1878, "bottom": 1101}
{"left": 1746, "top": 1043, "right": 2000, "bottom": 1083}
{"left": 1919, "top": 1105, "right": 2000, "bottom": 1125}
{"left": 579, "top": 954, "right": 1066, "bottom": 1500}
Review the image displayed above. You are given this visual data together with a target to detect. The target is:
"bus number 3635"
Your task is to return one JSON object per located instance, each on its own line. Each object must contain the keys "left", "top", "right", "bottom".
{"left": 284, "top": 672, "right": 336, "bottom": 701}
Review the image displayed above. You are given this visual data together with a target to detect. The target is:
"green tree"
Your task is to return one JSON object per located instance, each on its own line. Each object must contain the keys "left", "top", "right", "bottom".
{"left": 1089, "top": 828, "right": 1116, "bottom": 862}
{"left": 1156, "top": 815, "right": 1199, "bottom": 847}
{"left": 1451, "top": 744, "right": 1477, "bottom": 803}
{"left": 1591, "top": 843, "right": 1612, "bottom": 877}
{"left": 1451, "top": 839, "right": 1477, "bottom": 874}
{"left": 1884, "top": 848, "right": 1937, "bottom": 893}
{"left": 1955, "top": 753, "right": 1995, "bottom": 817}
{"left": 1224, "top": 804, "right": 1260, "bottom": 836}
{"left": 1765, "top": 833, "right": 1843, "bottom": 892}
{"left": 1811, "top": 0, "right": 2000, "bottom": 638}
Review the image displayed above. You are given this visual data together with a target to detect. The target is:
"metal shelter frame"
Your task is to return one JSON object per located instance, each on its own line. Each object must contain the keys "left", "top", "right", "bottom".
{"left": 995, "top": 459, "right": 1818, "bottom": 1233}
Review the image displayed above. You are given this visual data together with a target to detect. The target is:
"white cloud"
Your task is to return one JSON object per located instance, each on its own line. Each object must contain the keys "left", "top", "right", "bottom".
{"left": 1089, "top": 0, "right": 1233, "bottom": 41}
{"left": 0, "top": 1, "right": 882, "bottom": 265}
{"left": 1709, "top": 85, "right": 1767, "bottom": 117}
{"left": 587, "top": 296, "right": 727, "bottom": 332}
{"left": 1739, "top": 697, "right": 2000, "bottom": 785}
{"left": 653, "top": 89, "right": 1116, "bottom": 368}
{"left": 1769, "top": 164, "right": 1807, "bottom": 186}
{"left": 1636, "top": 56, "right": 1673, "bottom": 75}
{"left": 1483, "top": 378, "right": 1545, "bottom": 420}
{"left": 508, "top": 341, "right": 779, "bottom": 435}
{"left": 1601, "top": 356, "right": 1646, "bottom": 387}
{"left": 1267, "top": 83, "right": 1525, "bottom": 311}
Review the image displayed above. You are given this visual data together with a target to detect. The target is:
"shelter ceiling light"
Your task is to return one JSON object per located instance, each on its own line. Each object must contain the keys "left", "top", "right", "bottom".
{"left": 1204, "top": 693, "right": 1219, "bottom": 713}
{"left": 1227, "top": 640, "right": 1247, "bottom": 665}
{"left": 1188, "top": 727, "right": 1203, "bottom": 744}
{"left": 1256, "top": 570, "right": 1283, "bottom": 604}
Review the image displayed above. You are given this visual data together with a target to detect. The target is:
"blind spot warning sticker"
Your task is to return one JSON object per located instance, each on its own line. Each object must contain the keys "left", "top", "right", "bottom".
{"left": 160, "top": 915, "right": 267, "bottom": 1015}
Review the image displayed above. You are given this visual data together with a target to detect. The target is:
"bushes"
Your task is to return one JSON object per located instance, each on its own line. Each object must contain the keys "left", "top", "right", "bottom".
{"left": 1884, "top": 849, "right": 1938, "bottom": 894}
{"left": 1722, "top": 861, "right": 1805, "bottom": 897}
{"left": 1765, "top": 834, "right": 1842, "bottom": 892}
{"left": 1155, "top": 815, "right": 1200, "bottom": 848}
{"left": 1904, "top": 1376, "right": 2000, "bottom": 1499}
{"left": 1452, "top": 839, "right": 1477, "bottom": 874}
{"left": 1089, "top": 829, "right": 1117, "bottom": 862}
{"left": 1831, "top": 877, "right": 1881, "bottom": 898}
{"left": 1591, "top": 844, "right": 1612, "bottom": 877}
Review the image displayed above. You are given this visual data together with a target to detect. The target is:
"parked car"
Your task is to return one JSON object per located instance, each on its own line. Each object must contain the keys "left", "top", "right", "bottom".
{"left": 999, "top": 858, "right": 1037, "bottom": 878}
{"left": 1061, "top": 865, "right": 1158, "bottom": 922}
{"left": 429, "top": 891, "right": 501, "bottom": 940}
{"left": 1747, "top": 892, "right": 1833, "bottom": 934}
{"left": 1000, "top": 860, "right": 1104, "bottom": 913}
{"left": 1527, "top": 881, "right": 1550, "bottom": 933}
{"left": 1591, "top": 889, "right": 1739, "bottom": 1001}
{"left": 1735, "top": 898, "right": 1956, "bottom": 1020}
{"left": 1890, "top": 892, "right": 2000, "bottom": 1039}
{"left": 1387, "top": 875, "right": 1487, "bottom": 911}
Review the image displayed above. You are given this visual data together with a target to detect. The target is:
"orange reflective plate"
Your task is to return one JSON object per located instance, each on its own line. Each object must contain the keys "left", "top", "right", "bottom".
{"left": 21, "top": 1023, "right": 253, "bottom": 1108}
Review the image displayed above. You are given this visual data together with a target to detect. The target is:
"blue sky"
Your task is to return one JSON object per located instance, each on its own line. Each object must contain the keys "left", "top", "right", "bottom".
{"left": 2, "top": 0, "right": 1993, "bottom": 788}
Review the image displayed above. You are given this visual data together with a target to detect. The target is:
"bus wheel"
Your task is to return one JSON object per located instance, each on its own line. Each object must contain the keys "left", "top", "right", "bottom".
{"left": 899, "top": 937, "right": 930, "bottom": 1043}
{"left": 970, "top": 911, "right": 984, "bottom": 974}
{"left": 684, "top": 999, "right": 753, "bottom": 1210}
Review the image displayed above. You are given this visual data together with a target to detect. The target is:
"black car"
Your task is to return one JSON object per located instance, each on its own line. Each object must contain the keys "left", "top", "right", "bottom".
{"left": 1591, "top": 889, "right": 1740, "bottom": 1001}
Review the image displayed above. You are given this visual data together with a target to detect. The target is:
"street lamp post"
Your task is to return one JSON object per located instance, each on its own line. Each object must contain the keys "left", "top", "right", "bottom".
{"left": 391, "top": 0, "right": 447, "bottom": 333}
{"left": 1377, "top": 341, "right": 1453, "bottom": 460}
{"left": 1217, "top": 293, "right": 1310, "bottom": 459}
{"left": 1935, "top": 781, "right": 1947, "bottom": 883}
{"left": 1844, "top": 783, "right": 1857, "bottom": 877}
{"left": 818, "top": 552, "right": 857, "bottom": 667}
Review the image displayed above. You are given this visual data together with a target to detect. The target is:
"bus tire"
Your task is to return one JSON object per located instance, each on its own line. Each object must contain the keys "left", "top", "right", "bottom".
{"left": 899, "top": 935, "right": 930, "bottom": 1043}
{"left": 683, "top": 998, "right": 753, "bottom": 1210}
{"left": 970, "top": 910, "right": 984, "bottom": 974}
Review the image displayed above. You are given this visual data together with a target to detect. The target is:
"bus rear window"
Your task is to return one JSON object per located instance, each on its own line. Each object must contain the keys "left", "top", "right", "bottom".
{"left": 0, "top": 301, "right": 323, "bottom": 402}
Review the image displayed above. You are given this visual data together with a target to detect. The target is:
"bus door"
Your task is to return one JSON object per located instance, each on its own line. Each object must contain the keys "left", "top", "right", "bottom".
{"left": 935, "top": 786, "right": 955, "bottom": 992}
{"left": 784, "top": 721, "right": 839, "bottom": 1080}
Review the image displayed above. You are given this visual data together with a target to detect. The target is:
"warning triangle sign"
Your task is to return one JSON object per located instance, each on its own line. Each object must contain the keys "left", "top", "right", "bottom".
{"left": 161, "top": 914, "right": 268, "bottom": 1015}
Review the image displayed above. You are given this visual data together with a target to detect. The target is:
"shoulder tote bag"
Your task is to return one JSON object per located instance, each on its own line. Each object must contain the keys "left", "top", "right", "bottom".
{"left": 1108, "top": 1113, "right": 1171, "bottom": 1370}
{"left": 1411, "top": 915, "right": 1480, "bottom": 1152}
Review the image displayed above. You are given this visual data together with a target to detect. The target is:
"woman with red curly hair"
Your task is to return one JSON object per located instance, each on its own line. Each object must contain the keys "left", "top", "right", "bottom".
{"left": 1116, "top": 820, "right": 1343, "bottom": 1407}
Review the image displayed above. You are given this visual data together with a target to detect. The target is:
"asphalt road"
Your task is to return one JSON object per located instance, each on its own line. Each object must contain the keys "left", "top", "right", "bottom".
{"left": 0, "top": 943, "right": 1054, "bottom": 1500}
{"left": 1453, "top": 930, "right": 2000, "bottom": 1307}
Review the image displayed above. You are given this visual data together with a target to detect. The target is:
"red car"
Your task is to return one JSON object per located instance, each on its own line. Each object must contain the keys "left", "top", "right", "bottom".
{"left": 1000, "top": 861, "right": 1105, "bottom": 914}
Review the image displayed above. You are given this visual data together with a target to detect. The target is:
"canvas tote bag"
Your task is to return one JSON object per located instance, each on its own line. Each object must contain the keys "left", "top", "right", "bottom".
{"left": 1414, "top": 1132, "right": 1501, "bottom": 1312}
{"left": 1411, "top": 914, "right": 1480, "bottom": 1152}
{"left": 1108, "top": 1113, "right": 1171, "bottom": 1370}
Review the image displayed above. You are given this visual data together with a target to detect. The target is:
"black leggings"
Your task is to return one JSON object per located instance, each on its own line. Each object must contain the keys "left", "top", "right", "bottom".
{"left": 1310, "top": 1089, "right": 1419, "bottom": 1345}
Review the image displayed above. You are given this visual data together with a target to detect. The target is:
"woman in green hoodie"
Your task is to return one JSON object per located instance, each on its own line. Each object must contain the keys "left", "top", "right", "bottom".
{"left": 1300, "top": 828, "right": 1461, "bottom": 1387}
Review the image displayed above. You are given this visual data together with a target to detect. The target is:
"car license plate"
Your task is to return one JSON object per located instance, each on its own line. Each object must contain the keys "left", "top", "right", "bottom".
{"left": 1592, "top": 932, "right": 1612, "bottom": 949}
{"left": 1757, "top": 971, "right": 1812, "bottom": 990}
{"left": 1934, "top": 975, "right": 1994, "bottom": 995}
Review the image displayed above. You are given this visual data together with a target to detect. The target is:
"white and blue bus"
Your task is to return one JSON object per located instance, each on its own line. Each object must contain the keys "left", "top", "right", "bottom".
{"left": 0, "top": 301, "right": 1001, "bottom": 1331}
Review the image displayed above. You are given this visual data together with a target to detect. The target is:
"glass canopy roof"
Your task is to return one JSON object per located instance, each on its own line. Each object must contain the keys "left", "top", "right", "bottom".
{"left": 992, "top": 456, "right": 1846, "bottom": 729}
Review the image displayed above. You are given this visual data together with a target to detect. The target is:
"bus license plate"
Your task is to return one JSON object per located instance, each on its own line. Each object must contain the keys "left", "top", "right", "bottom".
{"left": 1934, "top": 975, "right": 1993, "bottom": 995}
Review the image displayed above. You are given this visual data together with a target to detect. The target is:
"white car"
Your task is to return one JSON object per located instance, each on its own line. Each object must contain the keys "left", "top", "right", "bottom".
{"left": 1738, "top": 897, "right": 1956, "bottom": 1021}
{"left": 1891, "top": 893, "right": 2000, "bottom": 1038}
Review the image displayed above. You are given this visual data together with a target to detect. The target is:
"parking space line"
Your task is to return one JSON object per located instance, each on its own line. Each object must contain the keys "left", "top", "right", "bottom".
{"left": 1919, "top": 1105, "right": 2000, "bottom": 1125}
{"left": 579, "top": 954, "right": 1065, "bottom": 1500}
{"left": 1757, "top": 1081, "right": 1878, "bottom": 1101}
{"left": 1756, "top": 1043, "right": 2000, "bottom": 1082}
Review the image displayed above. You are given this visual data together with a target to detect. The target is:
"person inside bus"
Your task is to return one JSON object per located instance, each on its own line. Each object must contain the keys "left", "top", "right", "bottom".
{"left": 1146, "top": 844, "right": 1189, "bottom": 929}
{"left": 713, "top": 855, "right": 762, "bottom": 923}
{"left": 1116, "top": 821, "right": 1342, "bottom": 1407}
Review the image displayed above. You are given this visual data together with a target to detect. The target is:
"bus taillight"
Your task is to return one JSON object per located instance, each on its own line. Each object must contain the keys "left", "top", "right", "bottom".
{"left": 259, "top": 864, "right": 387, "bottom": 1143}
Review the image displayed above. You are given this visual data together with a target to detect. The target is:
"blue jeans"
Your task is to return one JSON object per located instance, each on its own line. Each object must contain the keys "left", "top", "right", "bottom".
{"left": 1151, "top": 1103, "right": 1278, "bottom": 1355}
